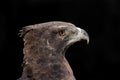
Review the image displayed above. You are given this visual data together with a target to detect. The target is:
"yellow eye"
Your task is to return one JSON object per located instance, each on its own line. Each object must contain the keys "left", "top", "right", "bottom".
{"left": 59, "top": 30, "right": 65, "bottom": 36}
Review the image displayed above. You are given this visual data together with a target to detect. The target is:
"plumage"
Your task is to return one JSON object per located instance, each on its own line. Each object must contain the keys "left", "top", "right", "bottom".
{"left": 18, "top": 21, "right": 89, "bottom": 80}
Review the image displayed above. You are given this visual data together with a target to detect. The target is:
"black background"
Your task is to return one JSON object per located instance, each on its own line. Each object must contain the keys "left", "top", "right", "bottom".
{"left": 0, "top": 0, "right": 120, "bottom": 80}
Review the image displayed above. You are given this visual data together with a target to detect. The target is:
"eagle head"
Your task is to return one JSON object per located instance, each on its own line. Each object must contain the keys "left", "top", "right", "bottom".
{"left": 19, "top": 21, "right": 89, "bottom": 54}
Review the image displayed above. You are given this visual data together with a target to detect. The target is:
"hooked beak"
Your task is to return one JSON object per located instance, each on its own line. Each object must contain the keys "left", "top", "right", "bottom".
{"left": 76, "top": 27, "right": 89, "bottom": 44}
{"left": 67, "top": 27, "right": 89, "bottom": 45}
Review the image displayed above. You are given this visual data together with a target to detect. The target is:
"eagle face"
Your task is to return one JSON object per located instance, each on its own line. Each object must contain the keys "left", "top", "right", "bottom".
{"left": 38, "top": 22, "right": 89, "bottom": 53}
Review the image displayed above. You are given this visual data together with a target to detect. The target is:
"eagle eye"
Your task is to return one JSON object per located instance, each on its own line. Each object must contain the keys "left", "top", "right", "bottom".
{"left": 59, "top": 30, "right": 65, "bottom": 36}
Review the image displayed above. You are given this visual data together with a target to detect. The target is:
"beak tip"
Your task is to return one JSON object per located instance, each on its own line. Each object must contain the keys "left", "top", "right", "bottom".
{"left": 87, "top": 38, "right": 89, "bottom": 44}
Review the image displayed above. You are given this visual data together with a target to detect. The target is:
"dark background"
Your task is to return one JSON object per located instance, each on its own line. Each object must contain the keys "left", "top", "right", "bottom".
{"left": 0, "top": 0, "right": 120, "bottom": 80}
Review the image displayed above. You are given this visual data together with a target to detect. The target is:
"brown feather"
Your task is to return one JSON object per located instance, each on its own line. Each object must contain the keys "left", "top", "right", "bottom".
{"left": 18, "top": 21, "right": 84, "bottom": 80}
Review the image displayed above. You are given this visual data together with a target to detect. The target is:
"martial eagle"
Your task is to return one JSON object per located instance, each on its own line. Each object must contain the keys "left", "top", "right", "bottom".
{"left": 18, "top": 21, "right": 89, "bottom": 80}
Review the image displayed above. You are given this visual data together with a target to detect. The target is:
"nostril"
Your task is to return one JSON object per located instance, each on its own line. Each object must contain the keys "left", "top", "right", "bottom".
{"left": 81, "top": 29, "right": 88, "bottom": 37}
{"left": 83, "top": 31, "right": 88, "bottom": 36}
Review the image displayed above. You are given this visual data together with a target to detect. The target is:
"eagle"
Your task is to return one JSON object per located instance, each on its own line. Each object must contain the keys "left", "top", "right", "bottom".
{"left": 18, "top": 21, "right": 89, "bottom": 80}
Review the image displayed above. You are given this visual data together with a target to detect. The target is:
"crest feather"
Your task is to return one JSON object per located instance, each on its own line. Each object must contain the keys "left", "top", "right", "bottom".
{"left": 18, "top": 26, "right": 33, "bottom": 37}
